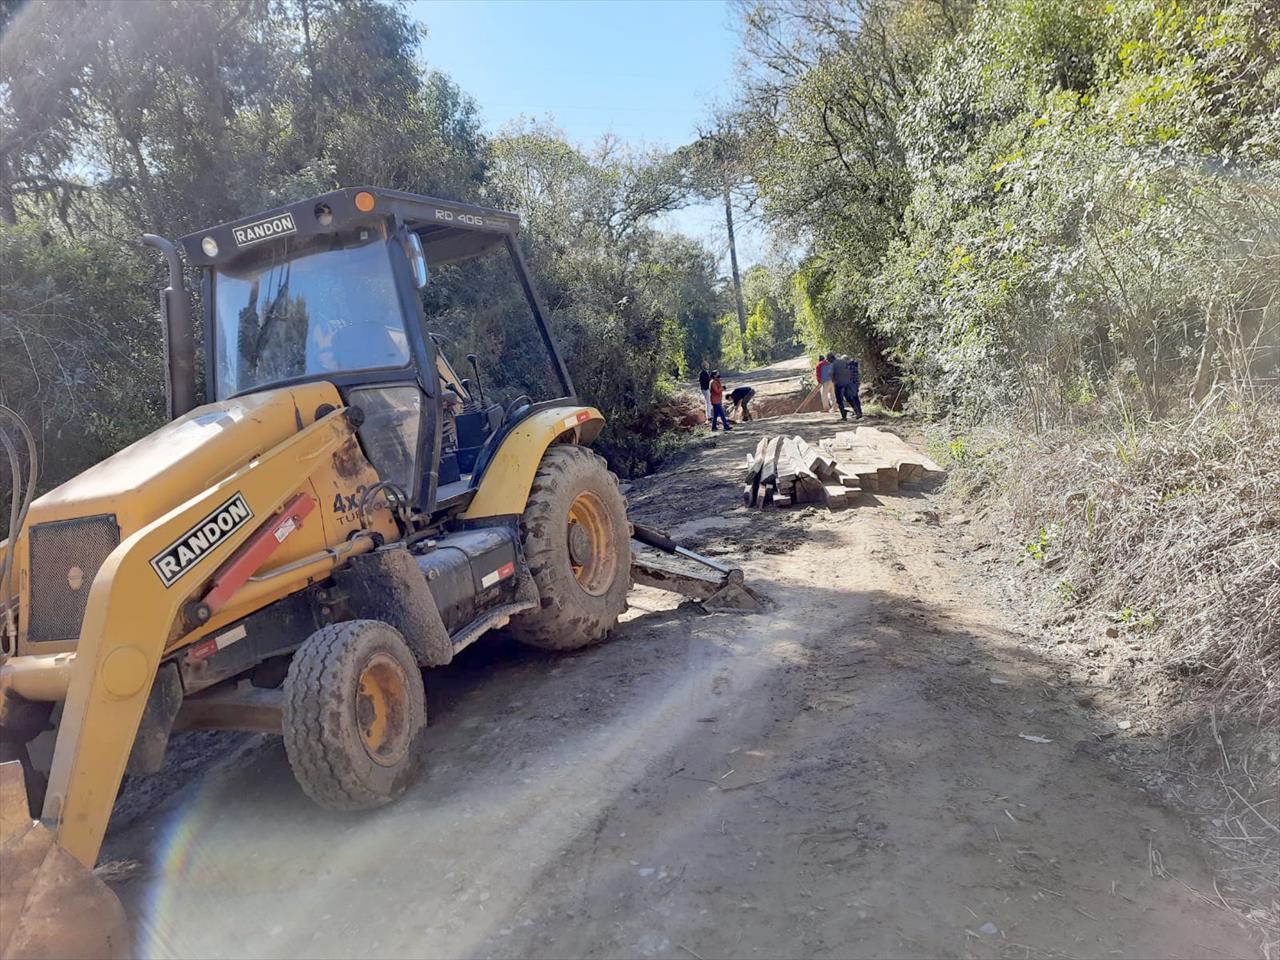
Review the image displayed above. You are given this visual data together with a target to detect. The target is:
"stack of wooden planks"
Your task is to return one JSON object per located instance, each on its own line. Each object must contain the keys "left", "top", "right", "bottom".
{"left": 742, "top": 427, "right": 944, "bottom": 509}
{"left": 742, "top": 435, "right": 861, "bottom": 509}
{"left": 820, "top": 427, "right": 944, "bottom": 494}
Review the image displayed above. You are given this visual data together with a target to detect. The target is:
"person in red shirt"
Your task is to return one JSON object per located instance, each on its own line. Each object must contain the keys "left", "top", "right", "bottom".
{"left": 816, "top": 355, "right": 835, "bottom": 412}
{"left": 708, "top": 370, "right": 732, "bottom": 431}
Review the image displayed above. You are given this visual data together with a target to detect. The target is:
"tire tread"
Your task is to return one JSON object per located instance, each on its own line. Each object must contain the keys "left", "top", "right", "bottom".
{"left": 510, "top": 445, "right": 630, "bottom": 651}
{"left": 282, "top": 620, "right": 426, "bottom": 810}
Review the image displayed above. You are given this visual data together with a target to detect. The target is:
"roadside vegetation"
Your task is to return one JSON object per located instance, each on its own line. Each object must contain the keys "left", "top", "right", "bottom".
{"left": 729, "top": 0, "right": 1278, "bottom": 939}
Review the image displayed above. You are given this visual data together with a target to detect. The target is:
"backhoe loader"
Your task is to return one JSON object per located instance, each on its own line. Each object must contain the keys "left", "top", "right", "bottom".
{"left": 0, "top": 187, "right": 662, "bottom": 957}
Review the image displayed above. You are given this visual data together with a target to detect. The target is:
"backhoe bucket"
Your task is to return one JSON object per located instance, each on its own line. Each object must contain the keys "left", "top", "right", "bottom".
{"left": 0, "top": 762, "right": 129, "bottom": 960}
{"left": 629, "top": 523, "right": 765, "bottom": 612}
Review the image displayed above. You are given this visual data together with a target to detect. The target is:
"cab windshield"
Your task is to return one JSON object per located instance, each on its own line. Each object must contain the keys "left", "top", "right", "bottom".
{"left": 211, "top": 225, "right": 410, "bottom": 399}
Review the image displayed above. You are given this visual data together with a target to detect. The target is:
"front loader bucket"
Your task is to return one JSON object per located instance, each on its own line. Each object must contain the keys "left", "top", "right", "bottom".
{"left": 0, "top": 762, "right": 129, "bottom": 960}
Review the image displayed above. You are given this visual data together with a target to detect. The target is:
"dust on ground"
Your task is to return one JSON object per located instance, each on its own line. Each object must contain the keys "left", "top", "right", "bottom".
{"left": 103, "top": 411, "right": 1262, "bottom": 959}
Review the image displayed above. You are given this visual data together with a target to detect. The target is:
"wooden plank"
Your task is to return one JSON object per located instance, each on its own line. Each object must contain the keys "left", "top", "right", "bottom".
{"left": 853, "top": 427, "right": 945, "bottom": 479}
{"left": 775, "top": 437, "right": 804, "bottom": 482}
{"left": 773, "top": 494, "right": 791, "bottom": 508}
{"left": 875, "top": 430, "right": 945, "bottom": 473}
{"left": 797, "top": 436, "right": 838, "bottom": 476}
{"left": 794, "top": 476, "right": 825, "bottom": 503}
{"left": 794, "top": 435, "right": 820, "bottom": 469}
{"left": 877, "top": 466, "right": 899, "bottom": 492}
{"left": 822, "top": 484, "right": 848, "bottom": 509}
{"left": 793, "top": 386, "right": 825, "bottom": 415}
{"left": 759, "top": 437, "right": 782, "bottom": 486}
{"left": 796, "top": 436, "right": 837, "bottom": 477}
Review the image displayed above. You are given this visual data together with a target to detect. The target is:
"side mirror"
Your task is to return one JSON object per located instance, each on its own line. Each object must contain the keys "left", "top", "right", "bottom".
{"left": 406, "top": 232, "right": 429, "bottom": 289}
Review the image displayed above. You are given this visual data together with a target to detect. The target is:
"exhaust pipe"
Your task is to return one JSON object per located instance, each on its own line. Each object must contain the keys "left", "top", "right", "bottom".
{"left": 142, "top": 234, "right": 196, "bottom": 420}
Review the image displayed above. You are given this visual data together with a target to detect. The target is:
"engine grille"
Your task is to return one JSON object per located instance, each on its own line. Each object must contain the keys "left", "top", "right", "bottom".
{"left": 26, "top": 515, "right": 120, "bottom": 642}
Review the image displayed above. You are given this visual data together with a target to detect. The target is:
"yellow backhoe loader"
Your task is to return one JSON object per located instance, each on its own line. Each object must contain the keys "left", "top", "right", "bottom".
{"left": 0, "top": 187, "right": 758, "bottom": 958}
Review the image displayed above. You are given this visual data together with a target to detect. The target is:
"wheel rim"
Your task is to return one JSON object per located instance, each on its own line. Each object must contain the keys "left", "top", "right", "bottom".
{"left": 567, "top": 490, "right": 618, "bottom": 597}
{"left": 355, "top": 653, "right": 412, "bottom": 767}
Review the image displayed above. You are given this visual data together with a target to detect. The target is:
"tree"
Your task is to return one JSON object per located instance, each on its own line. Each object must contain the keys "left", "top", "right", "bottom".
{"left": 731, "top": 0, "right": 1279, "bottom": 417}
{"left": 730, "top": 0, "right": 963, "bottom": 390}
{"left": 0, "top": 0, "right": 494, "bottom": 492}
{"left": 684, "top": 114, "right": 754, "bottom": 335}
{"left": 488, "top": 121, "right": 716, "bottom": 472}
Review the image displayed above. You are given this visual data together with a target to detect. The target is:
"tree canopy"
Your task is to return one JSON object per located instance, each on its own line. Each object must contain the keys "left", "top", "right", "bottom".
{"left": 733, "top": 0, "right": 1280, "bottom": 419}
{"left": 0, "top": 0, "right": 741, "bottom": 486}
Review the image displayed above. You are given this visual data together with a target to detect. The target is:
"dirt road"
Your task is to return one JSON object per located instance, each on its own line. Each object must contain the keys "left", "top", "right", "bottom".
{"left": 108, "top": 412, "right": 1256, "bottom": 959}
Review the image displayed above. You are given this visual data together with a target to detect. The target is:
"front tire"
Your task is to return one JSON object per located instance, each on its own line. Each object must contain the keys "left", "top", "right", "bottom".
{"left": 510, "top": 445, "right": 631, "bottom": 651}
{"left": 282, "top": 620, "right": 427, "bottom": 810}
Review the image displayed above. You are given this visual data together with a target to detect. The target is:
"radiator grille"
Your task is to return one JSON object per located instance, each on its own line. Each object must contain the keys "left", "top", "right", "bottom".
{"left": 27, "top": 515, "right": 120, "bottom": 642}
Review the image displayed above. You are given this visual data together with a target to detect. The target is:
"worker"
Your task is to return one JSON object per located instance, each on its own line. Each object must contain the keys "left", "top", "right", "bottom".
{"left": 816, "top": 354, "right": 835, "bottom": 412}
{"left": 728, "top": 385, "right": 755, "bottom": 422}
{"left": 708, "top": 370, "right": 732, "bottom": 431}
{"left": 831, "top": 354, "right": 856, "bottom": 420}
{"left": 842, "top": 357, "right": 864, "bottom": 419}
{"left": 698, "top": 360, "right": 713, "bottom": 421}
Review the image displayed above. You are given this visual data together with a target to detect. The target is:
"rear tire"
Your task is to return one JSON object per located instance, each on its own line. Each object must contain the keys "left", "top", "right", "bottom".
{"left": 282, "top": 620, "right": 427, "bottom": 810}
{"left": 510, "top": 445, "right": 631, "bottom": 651}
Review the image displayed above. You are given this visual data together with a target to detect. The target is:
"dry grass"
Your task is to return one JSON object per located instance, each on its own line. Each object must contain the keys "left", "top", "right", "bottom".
{"left": 1012, "top": 407, "right": 1276, "bottom": 714}
{"left": 932, "top": 399, "right": 1280, "bottom": 953}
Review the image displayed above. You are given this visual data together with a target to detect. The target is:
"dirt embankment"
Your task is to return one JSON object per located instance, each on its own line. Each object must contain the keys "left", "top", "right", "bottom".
{"left": 102, "top": 410, "right": 1264, "bottom": 959}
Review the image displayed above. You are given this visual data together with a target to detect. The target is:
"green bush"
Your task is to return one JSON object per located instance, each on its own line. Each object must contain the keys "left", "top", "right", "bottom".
{"left": 0, "top": 225, "right": 165, "bottom": 496}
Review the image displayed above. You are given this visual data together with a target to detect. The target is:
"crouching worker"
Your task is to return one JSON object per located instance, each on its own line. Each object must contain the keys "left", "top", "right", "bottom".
{"left": 709, "top": 370, "right": 732, "bottom": 431}
{"left": 729, "top": 385, "right": 755, "bottom": 422}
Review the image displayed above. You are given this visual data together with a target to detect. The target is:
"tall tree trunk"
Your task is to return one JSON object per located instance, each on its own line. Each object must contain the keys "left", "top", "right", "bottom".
{"left": 0, "top": 153, "right": 17, "bottom": 225}
{"left": 722, "top": 172, "right": 746, "bottom": 335}
{"left": 299, "top": 0, "right": 319, "bottom": 158}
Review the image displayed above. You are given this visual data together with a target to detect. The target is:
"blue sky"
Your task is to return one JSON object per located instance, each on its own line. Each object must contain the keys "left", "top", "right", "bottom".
{"left": 409, "top": 0, "right": 768, "bottom": 267}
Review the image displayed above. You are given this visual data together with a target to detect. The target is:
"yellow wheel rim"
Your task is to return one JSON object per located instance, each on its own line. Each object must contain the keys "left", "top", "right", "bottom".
{"left": 356, "top": 653, "right": 411, "bottom": 766}
{"left": 567, "top": 490, "right": 618, "bottom": 597}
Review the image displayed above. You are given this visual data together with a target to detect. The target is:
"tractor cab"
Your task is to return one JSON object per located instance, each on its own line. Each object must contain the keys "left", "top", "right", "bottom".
{"left": 176, "top": 187, "right": 575, "bottom": 517}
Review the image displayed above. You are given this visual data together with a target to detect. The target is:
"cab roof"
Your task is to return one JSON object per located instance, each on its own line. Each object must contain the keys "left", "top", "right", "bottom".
{"left": 178, "top": 187, "right": 520, "bottom": 268}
